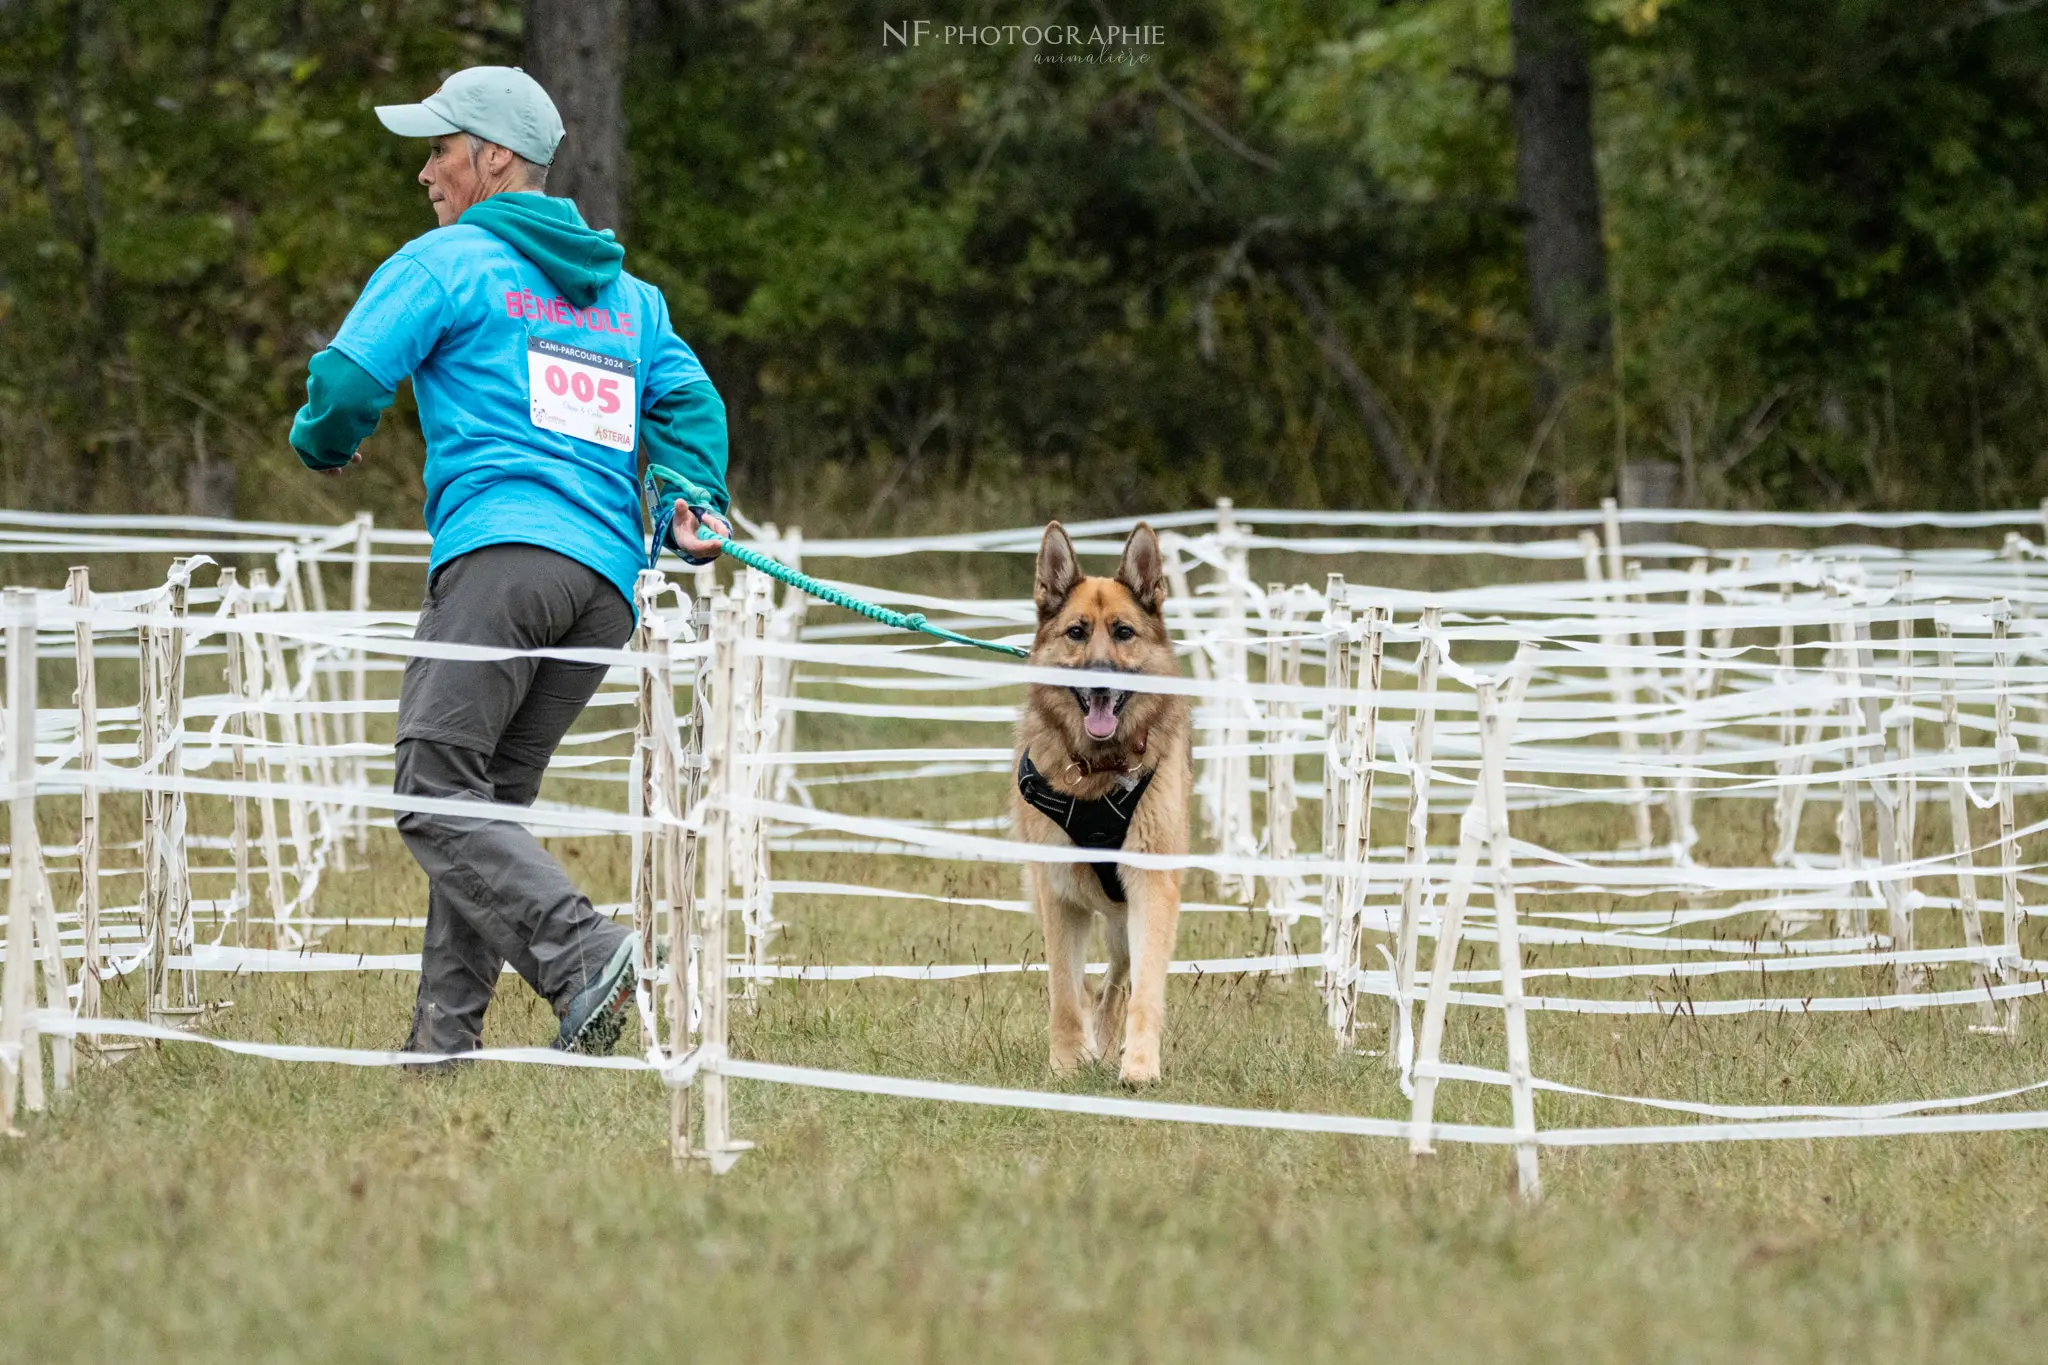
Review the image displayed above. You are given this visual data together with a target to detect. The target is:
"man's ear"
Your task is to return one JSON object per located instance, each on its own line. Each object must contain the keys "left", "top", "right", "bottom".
{"left": 1115, "top": 523, "right": 1167, "bottom": 616}
{"left": 1035, "top": 521, "right": 1082, "bottom": 621}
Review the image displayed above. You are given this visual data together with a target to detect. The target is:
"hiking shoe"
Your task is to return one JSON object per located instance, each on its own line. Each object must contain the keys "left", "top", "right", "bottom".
{"left": 553, "top": 936, "right": 637, "bottom": 1055}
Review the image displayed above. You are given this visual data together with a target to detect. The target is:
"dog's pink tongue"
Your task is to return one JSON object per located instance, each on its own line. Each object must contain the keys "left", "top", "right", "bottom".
{"left": 1083, "top": 694, "right": 1119, "bottom": 739}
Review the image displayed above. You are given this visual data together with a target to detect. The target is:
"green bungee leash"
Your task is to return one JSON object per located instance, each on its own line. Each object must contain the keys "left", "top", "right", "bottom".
{"left": 644, "top": 463, "right": 1029, "bottom": 658}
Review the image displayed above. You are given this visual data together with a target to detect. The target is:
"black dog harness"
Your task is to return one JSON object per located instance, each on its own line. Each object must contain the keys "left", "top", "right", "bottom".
{"left": 1016, "top": 753, "right": 1155, "bottom": 902}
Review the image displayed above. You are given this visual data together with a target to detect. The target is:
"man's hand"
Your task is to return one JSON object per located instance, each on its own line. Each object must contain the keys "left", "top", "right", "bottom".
{"left": 318, "top": 452, "right": 364, "bottom": 478}
{"left": 673, "top": 503, "right": 731, "bottom": 559}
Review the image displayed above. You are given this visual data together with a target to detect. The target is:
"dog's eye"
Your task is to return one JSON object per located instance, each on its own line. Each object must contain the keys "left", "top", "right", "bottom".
{"left": 1065, "top": 623, "right": 1088, "bottom": 641}
{"left": 1111, "top": 622, "right": 1137, "bottom": 642}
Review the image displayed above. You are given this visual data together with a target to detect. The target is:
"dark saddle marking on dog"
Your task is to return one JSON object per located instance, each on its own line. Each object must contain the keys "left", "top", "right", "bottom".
{"left": 1016, "top": 752, "right": 1155, "bottom": 903}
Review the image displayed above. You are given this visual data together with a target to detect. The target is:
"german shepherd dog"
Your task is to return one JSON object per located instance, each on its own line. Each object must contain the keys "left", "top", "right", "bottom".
{"left": 1013, "top": 521, "right": 1191, "bottom": 1085}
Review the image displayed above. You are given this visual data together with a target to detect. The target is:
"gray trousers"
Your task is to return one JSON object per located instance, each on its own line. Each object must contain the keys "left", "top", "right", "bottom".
{"left": 394, "top": 542, "right": 635, "bottom": 1054}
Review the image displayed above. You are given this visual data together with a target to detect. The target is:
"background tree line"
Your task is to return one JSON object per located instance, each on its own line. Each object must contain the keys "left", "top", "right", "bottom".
{"left": 1, "top": 0, "right": 2045, "bottom": 532}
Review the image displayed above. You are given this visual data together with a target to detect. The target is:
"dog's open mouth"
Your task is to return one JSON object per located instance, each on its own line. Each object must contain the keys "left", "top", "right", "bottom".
{"left": 1070, "top": 685, "right": 1132, "bottom": 741}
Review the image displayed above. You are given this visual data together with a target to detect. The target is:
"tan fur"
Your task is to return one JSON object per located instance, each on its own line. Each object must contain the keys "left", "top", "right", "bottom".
{"left": 1012, "top": 521, "right": 1192, "bottom": 1085}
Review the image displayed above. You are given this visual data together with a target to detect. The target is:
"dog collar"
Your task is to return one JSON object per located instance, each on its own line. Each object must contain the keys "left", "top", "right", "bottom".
{"left": 1016, "top": 751, "right": 1154, "bottom": 903}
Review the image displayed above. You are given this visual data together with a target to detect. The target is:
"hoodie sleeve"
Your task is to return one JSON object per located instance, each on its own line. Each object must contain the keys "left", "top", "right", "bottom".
{"left": 645, "top": 379, "right": 730, "bottom": 565}
{"left": 327, "top": 252, "right": 456, "bottom": 392}
{"left": 290, "top": 349, "right": 396, "bottom": 471}
{"left": 637, "top": 286, "right": 709, "bottom": 409}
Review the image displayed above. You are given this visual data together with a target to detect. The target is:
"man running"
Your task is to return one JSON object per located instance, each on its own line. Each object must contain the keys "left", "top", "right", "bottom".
{"left": 288, "top": 65, "right": 730, "bottom": 1057}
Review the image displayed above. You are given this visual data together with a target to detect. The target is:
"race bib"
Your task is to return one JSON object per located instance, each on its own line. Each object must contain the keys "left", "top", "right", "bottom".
{"left": 527, "top": 337, "right": 637, "bottom": 451}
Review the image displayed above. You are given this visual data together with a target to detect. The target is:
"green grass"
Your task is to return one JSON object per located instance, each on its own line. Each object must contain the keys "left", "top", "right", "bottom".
{"left": 6, "top": 546, "right": 2048, "bottom": 1363}
{"left": 9, "top": 852, "right": 2048, "bottom": 1365}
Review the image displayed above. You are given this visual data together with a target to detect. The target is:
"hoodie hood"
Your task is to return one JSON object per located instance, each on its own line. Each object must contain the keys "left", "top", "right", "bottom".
{"left": 460, "top": 193, "right": 623, "bottom": 308}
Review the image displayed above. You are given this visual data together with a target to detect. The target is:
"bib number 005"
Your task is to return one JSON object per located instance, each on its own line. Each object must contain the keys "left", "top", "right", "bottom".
{"left": 527, "top": 336, "right": 638, "bottom": 451}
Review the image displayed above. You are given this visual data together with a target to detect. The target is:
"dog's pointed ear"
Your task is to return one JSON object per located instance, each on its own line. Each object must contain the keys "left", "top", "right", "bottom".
{"left": 1116, "top": 523, "right": 1167, "bottom": 616}
{"left": 1035, "top": 521, "right": 1082, "bottom": 620}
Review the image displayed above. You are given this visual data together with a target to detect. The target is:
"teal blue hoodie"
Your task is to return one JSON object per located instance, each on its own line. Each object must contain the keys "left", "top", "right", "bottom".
{"left": 289, "top": 193, "right": 728, "bottom": 585}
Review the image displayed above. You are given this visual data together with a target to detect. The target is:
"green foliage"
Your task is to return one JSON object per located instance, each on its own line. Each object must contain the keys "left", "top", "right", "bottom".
{"left": 0, "top": 0, "right": 517, "bottom": 513}
{"left": 1607, "top": 0, "right": 2048, "bottom": 504}
{"left": 2, "top": 0, "right": 2046, "bottom": 525}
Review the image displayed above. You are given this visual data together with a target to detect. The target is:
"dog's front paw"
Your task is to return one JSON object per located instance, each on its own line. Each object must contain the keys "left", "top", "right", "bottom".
{"left": 1085, "top": 1009, "right": 1123, "bottom": 1064}
{"left": 1118, "top": 1048, "right": 1160, "bottom": 1087}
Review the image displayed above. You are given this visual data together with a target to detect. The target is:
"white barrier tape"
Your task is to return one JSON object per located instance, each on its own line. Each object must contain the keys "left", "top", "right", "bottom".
{"left": 4, "top": 504, "right": 2040, "bottom": 571}
{"left": 765, "top": 880, "right": 1273, "bottom": 917}
{"left": 6, "top": 763, "right": 2040, "bottom": 939}
{"left": 715, "top": 1057, "right": 1487, "bottom": 1142}
{"left": 32, "top": 1011, "right": 667, "bottom": 1073}
{"left": 711, "top": 1057, "right": 2048, "bottom": 1152}
{"left": 1536, "top": 1110, "right": 2048, "bottom": 1148}
{"left": 735, "top": 791, "right": 2048, "bottom": 895}
{"left": 731, "top": 953, "right": 1317, "bottom": 981}
{"left": 15, "top": 504, "right": 2048, "bottom": 1160}
{"left": 37, "top": 735, "right": 2047, "bottom": 897}
{"left": 25, "top": 607, "right": 2048, "bottom": 735}
{"left": 69, "top": 599, "right": 2034, "bottom": 715}
{"left": 1426, "top": 942, "right": 2011, "bottom": 987}
{"left": 1398, "top": 975, "right": 2047, "bottom": 1016}
{"left": 1422, "top": 1061, "right": 2048, "bottom": 1122}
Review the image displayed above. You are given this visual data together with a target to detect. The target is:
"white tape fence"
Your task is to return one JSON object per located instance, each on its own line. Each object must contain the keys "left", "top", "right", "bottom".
{"left": 2, "top": 498, "right": 2048, "bottom": 1197}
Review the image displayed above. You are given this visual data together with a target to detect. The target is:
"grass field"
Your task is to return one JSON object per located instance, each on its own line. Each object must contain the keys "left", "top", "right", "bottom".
{"left": 6, "top": 542, "right": 2048, "bottom": 1363}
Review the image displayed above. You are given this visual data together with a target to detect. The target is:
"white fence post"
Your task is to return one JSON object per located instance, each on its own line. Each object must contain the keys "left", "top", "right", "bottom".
{"left": 1581, "top": 530, "right": 1653, "bottom": 847}
{"left": 142, "top": 565, "right": 197, "bottom": 1026}
{"left": 254, "top": 569, "right": 315, "bottom": 936}
{"left": 738, "top": 567, "right": 775, "bottom": 1002}
{"left": 1478, "top": 677, "right": 1540, "bottom": 1201}
{"left": 1317, "top": 575, "right": 1352, "bottom": 1010}
{"left": 4, "top": 588, "right": 48, "bottom": 1118}
{"left": 1328, "top": 605, "right": 1384, "bottom": 1049}
{"left": 219, "top": 568, "right": 252, "bottom": 947}
{"left": 688, "top": 592, "right": 748, "bottom": 1172}
{"left": 1214, "top": 499, "right": 1257, "bottom": 902}
{"left": 349, "top": 512, "right": 374, "bottom": 853}
{"left": 1391, "top": 605, "right": 1441, "bottom": 1075}
{"left": 1408, "top": 646, "right": 1535, "bottom": 1159}
{"left": 666, "top": 575, "right": 714, "bottom": 1163}
{"left": 1935, "top": 618, "right": 2001, "bottom": 1031}
{"left": 1892, "top": 569, "right": 1918, "bottom": 990}
{"left": 282, "top": 551, "right": 343, "bottom": 863}
{"left": 68, "top": 568, "right": 103, "bottom": 1025}
{"left": 1993, "top": 603, "right": 2024, "bottom": 1036}
{"left": 3, "top": 593, "right": 67, "bottom": 1105}
{"left": 1827, "top": 607, "right": 1869, "bottom": 940}
{"left": 235, "top": 575, "right": 292, "bottom": 947}
{"left": 1771, "top": 555, "right": 1800, "bottom": 879}
{"left": 1261, "top": 584, "right": 1305, "bottom": 961}
{"left": 1671, "top": 560, "right": 1707, "bottom": 860}
{"left": 631, "top": 570, "right": 663, "bottom": 1053}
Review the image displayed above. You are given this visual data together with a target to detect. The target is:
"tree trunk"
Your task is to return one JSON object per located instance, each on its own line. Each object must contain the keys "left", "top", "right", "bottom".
{"left": 1279, "top": 266, "right": 1430, "bottom": 510}
{"left": 1509, "top": 0, "right": 1609, "bottom": 406}
{"left": 524, "top": 0, "right": 629, "bottom": 235}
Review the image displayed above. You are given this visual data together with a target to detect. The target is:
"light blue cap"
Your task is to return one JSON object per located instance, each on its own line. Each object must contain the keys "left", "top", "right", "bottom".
{"left": 375, "top": 65, "right": 565, "bottom": 167}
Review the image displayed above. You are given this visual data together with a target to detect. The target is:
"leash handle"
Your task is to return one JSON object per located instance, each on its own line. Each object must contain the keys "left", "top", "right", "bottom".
{"left": 644, "top": 463, "right": 723, "bottom": 569}
{"left": 642, "top": 462, "right": 1027, "bottom": 658}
